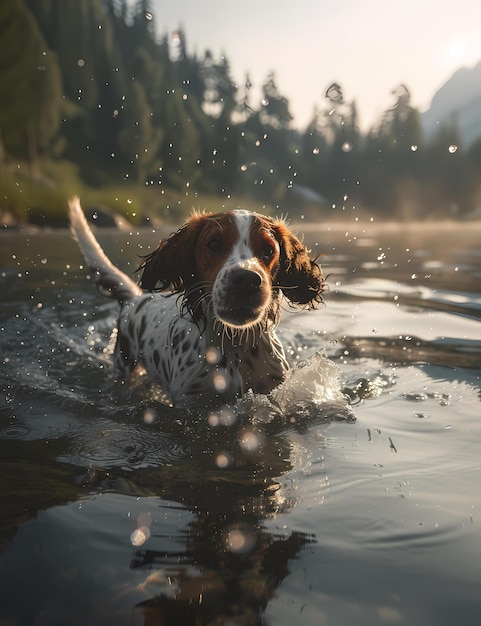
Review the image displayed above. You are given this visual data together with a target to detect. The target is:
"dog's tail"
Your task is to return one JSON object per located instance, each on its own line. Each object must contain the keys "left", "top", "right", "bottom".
{"left": 68, "top": 196, "right": 142, "bottom": 302}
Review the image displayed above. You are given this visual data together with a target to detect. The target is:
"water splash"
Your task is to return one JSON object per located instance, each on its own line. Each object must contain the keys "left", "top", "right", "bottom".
{"left": 272, "top": 352, "right": 345, "bottom": 407}
{"left": 235, "top": 352, "right": 354, "bottom": 425}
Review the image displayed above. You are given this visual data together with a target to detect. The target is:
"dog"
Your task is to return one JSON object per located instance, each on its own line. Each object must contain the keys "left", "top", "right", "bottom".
{"left": 69, "top": 197, "right": 324, "bottom": 408}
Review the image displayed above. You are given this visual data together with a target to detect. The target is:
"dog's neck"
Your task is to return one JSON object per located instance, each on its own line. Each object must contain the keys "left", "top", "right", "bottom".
{"left": 201, "top": 313, "right": 288, "bottom": 397}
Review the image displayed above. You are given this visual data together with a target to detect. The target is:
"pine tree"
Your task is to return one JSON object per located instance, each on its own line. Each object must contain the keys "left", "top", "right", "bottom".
{"left": 260, "top": 73, "right": 293, "bottom": 130}
{"left": 118, "top": 78, "right": 163, "bottom": 185}
{"left": 0, "top": 0, "right": 62, "bottom": 177}
{"left": 197, "top": 52, "right": 239, "bottom": 192}
{"left": 299, "top": 106, "right": 329, "bottom": 196}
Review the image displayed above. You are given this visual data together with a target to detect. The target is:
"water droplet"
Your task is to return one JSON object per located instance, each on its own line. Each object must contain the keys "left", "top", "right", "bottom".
{"left": 341, "top": 141, "right": 353, "bottom": 152}
{"left": 312, "top": 147, "right": 320, "bottom": 155}
{"left": 220, "top": 407, "right": 236, "bottom": 426}
{"left": 77, "top": 59, "right": 85, "bottom": 67}
{"left": 448, "top": 144, "right": 458, "bottom": 153}
{"left": 143, "top": 408, "right": 157, "bottom": 424}
{"left": 205, "top": 347, "right": 221, "bottom": 365}
{"left": 130, "top": 528, "right": 148, "bottom": 546}
{"left": 261, "top": 97, "right": 269, "bottom": 106}
{"left": 213, "top": 372, "right": 228, "bottom": 392}
{"left": 145, "top": 11, "right": 153, "bottom": 20}
{"left": 215, "top": 451, "right": 232, "bottom": 468}
{"left": 411, "top": 144, "right": 418, "bottom": 151}
{"left": 207, "top": 412, "right": 219, "bottom": 427}
{"left": 239, "top": 429, "right": 262, "bottom": 453}
{"left": 224, "top": 527, "right": 257, "bottom": 554}
{"left": 326, "top": 82, "right": 343, "bottom": 102}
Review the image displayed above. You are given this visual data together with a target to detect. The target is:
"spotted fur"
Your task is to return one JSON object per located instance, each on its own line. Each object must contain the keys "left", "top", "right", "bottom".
{"left": 69, "top": 197, "right": 324, "bottom": 408}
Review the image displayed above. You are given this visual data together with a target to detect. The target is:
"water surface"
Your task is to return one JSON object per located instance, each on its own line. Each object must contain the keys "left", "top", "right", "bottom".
{"left": 1, "top": 220, "right": 480, "bottom": 625}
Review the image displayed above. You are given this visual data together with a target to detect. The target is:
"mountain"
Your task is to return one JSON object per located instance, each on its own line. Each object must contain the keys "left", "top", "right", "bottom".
{"left": 422, "top": 60, "right": 481, "bottom": 147}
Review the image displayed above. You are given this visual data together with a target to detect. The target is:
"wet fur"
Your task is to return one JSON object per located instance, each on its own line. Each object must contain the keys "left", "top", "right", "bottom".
{"left": 69, "top": 199, "right": 324, "bottom": 408}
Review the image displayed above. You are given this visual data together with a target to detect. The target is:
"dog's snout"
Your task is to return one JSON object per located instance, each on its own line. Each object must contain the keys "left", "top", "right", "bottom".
{"left": 231, "top": 269, "right": 262, "bottom": 290}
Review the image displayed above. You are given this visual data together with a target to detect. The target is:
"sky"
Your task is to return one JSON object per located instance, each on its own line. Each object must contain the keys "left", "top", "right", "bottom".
{"left": 147, "top": 0, "right": 481, "bottom": 131}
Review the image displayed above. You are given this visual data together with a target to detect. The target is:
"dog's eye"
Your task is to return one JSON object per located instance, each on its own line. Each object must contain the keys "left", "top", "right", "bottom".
{"left": 261, "top": 244, "right": 275, "bottom": 260}
{"left": 207, "top": 239, "right": 222, "bottom": 255}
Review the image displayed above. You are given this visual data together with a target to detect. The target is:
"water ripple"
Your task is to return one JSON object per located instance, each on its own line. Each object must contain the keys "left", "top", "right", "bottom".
{"left": 61, "top": 421, "right": 184, "bottom": 469}
{"left": 0, "top": 425, "right": 30, "bottom": 440}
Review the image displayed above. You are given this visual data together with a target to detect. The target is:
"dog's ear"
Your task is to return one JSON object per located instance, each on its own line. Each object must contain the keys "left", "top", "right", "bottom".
{"left": 138, "top": 213, "right": 210, "bottom": 293}
{"left": 272, "top": 221, "right": 324, "bottom": 308}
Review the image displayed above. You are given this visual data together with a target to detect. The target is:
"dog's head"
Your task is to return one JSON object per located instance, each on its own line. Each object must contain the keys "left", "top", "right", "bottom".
{"left": 139, "top": 210, "right": 324, "bottom": 328}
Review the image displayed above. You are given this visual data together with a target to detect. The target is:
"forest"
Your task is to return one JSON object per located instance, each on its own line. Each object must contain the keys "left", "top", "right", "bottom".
{"left": 1, "top": 0, "right": 481, "bottom": 226}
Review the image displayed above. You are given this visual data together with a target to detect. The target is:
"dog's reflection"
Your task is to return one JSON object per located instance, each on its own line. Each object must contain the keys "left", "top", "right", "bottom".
{"left": 128, "top": 416, "right": 322, "bottom": 625}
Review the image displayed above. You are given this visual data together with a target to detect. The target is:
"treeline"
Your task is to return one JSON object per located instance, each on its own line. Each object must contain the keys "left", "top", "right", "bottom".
{"left": 1, "top": 0, "right": 481, "bottom": 221}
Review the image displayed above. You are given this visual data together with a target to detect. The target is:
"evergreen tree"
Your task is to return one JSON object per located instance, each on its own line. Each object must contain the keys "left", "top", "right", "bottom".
{"left": 0, "top": 0, "right": 62, "bottom": 177}
{"left": 299, "top": 106, "right": 329, "bottom": 196}
{"left": 362, "top": 85, "right": 424, "bottom": 214}
{"left": 198, "top": 52, "right": 239, "bottom": 192}
{"left": 423, "top": 120, "right": 465, "bottom": 214}
{"left": 299, "top": 85, "right": 361, "bottom": 206}
{"left": 238, "top": 75, "right": 295, "bottom": 204}
{"left": 118, "top": 78, "right": 163, "bottom": 185}
{"left": 27, "top": 0, "right": 123, "bottom": 180}
{"left": 260, "top": 73, "right": 293, "bottom": 129}
{"left": 374, "top": 85, "right": 423, "bottom": 166}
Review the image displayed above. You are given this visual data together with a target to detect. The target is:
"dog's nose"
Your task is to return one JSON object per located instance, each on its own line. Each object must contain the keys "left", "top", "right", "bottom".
{"left": 231, "top": 269, "right": 262, "bottom": 290}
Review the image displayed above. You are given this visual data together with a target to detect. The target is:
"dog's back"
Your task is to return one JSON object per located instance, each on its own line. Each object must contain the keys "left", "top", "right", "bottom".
{"left": 69, "top": 199, "right": 244, "bottom": 406}
{"left": 69, "top": 199, "right": 323, "bottom": 408}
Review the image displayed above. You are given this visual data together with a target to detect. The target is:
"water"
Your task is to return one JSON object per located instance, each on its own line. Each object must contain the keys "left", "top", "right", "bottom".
{"left": 1, "top": 220, "right": 480, "bottom": 625}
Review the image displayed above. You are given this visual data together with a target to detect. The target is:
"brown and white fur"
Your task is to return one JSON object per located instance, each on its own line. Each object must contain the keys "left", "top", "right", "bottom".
{"left": 69, "top": 197, "right": 324, "bottom": 408}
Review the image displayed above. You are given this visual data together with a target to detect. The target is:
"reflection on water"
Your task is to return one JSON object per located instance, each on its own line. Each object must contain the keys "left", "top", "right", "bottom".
{"left": 1, "top": 221, "right": 481, "bottom": 625}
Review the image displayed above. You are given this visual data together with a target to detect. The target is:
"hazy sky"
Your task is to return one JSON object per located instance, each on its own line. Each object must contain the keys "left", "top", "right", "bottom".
{"left": 148, "top": 0, "right": 481, "bottom": 130}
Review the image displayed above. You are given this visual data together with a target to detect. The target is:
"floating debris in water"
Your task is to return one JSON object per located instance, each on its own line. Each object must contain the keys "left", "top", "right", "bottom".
{"left": 402, "top": 392, "right": 428, "bottom": 402}
{"left": 388, "top": 436, "right": 398, "bottom": 453}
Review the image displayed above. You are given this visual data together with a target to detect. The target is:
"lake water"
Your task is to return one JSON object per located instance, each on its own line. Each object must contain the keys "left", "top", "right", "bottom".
{"left": 1, "top": 219, "right": 480, "bottom": 625}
